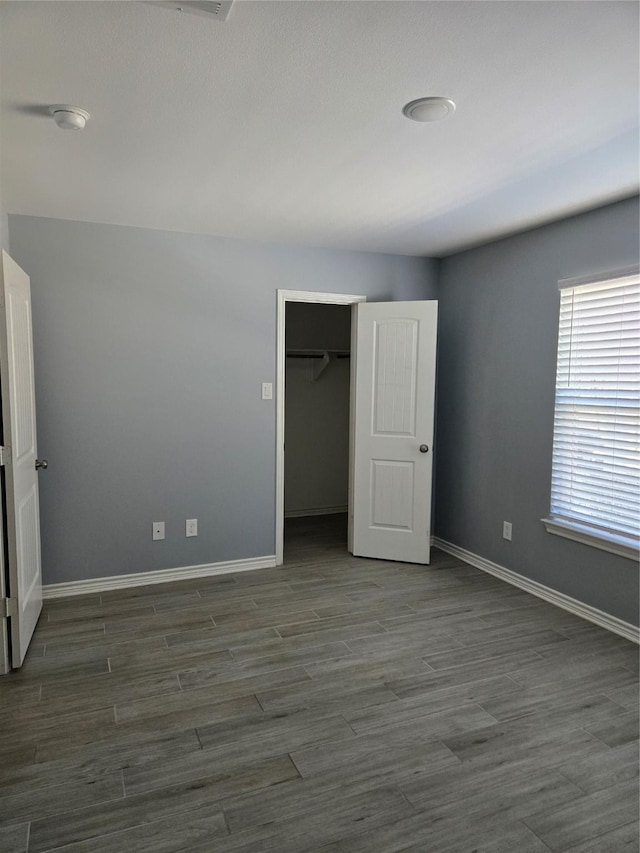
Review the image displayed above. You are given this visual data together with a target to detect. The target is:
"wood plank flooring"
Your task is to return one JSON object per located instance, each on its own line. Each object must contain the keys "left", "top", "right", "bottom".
{"left": 1, "top": 514, "right": 638, "bottom": 852}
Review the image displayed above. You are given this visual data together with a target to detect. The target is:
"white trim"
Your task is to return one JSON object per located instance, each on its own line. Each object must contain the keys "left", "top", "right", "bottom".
{"left": 542, "top": 518, "right": 639, "bottom": 562}
{"left": 558, "top": 264, "right": 639, "bottom": 291}
{"left": 278, "top": 290, "right": 366, "bottom": 306}
{"left": 285, "top": 505, "right": 348, "bottom": 519}
{"left": 42, "top": 555, "right": 277, "bottom": 599}
{"left": 433, "top": 537, "right": 639, "bottom": 645}
{"left": 347, "top": 308, "right": 359, "bottom": 555}
{"left": 276, "top": 289, "right": 366, "bottom": 566}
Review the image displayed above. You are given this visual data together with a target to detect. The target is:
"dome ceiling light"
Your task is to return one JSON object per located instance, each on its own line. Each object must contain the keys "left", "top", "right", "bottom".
{"left": 402, "top": 97, "right": 456, "bottom": 123}
{"left": 49, "top": 105, "right": 91, "bottom": 131}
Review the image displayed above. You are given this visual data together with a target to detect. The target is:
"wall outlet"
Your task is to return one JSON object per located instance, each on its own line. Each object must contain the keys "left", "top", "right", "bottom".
{"left": 503, "top": 521, "right": 512, "bottom": 541}
{"left": 152, "top": 521, "right": 165, "bottom": 541}
{"left": 186, "top": 518, "right": 198, "bottom": 537}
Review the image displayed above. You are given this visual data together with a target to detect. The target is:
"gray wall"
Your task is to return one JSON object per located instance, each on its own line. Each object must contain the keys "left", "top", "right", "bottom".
{"left": 0, "top": 179, "right": 8, "bottom": 250}
{"left": 0, "top": 212, "right": 8, "bottom": 252}
{"left": 8, "top": 202, "right": 637, "bottom": 625}
{"left": 435, "top": 196, "right": 640, "bottom": 625}
{"left": 8, "top": 215, "right": 437, "bottom": 585}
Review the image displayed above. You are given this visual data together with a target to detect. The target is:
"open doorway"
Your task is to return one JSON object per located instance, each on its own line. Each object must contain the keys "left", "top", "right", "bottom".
{"left": 284, "top": 302, "right": 352, "bottom": 561}
{"left": 275, "top": 290, "right": 365, "bottom": 565}
{"left": 276, "top": 291, "right": 438, "bottom": 568}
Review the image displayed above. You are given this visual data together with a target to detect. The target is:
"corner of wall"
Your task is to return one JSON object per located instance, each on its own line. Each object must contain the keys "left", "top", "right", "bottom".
{"left": 0, "top": 212, "right": 9, "bottom": 253}
{"left": 390, "top": 254, "right": 441, "bottom": 301}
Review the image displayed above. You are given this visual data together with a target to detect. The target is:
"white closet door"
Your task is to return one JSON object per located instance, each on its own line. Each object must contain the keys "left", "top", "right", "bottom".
{"left": 352, "top": 300, "right": 438, "bottom": 564}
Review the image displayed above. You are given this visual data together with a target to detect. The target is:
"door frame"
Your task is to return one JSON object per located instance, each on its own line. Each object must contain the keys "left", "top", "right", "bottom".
{"left": 275, "top": 290, "right": 366, "bottom": 566}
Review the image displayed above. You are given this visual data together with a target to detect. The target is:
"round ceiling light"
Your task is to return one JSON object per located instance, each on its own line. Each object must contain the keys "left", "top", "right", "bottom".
{"left": 402, "top": 97, "right": 456, "bottom": 123}
{"left": 49, "top": 105, "right": 91, "bottom": 131}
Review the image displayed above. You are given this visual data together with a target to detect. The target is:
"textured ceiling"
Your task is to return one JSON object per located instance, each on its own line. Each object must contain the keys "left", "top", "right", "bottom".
{"left": 1, "top": 1, "right": 638, "bottom": 256}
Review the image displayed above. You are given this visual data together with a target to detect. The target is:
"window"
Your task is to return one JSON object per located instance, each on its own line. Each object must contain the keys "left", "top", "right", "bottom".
{"left": 543, "top": 267, "right": 640, "bottom": 560}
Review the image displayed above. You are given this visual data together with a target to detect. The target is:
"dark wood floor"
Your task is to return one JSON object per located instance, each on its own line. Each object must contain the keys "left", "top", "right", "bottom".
{"left": 1, "top": 515, "right": 638, "bottom": 852}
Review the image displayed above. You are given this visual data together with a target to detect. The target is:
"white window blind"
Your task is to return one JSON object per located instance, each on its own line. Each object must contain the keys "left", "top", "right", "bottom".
{"left": 548, "top": 269, "right": 640, "bottom": 553}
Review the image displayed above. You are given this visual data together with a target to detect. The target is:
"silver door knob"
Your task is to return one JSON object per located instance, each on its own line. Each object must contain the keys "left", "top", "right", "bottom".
{"left": 419, "top": 444, "right": 429, "bottom": 453}
{"left": 35, "top": 459, "right": 48, "bottom": 470}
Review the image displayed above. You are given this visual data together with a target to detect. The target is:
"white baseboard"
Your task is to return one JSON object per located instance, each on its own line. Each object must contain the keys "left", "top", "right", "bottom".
{"left": 42, "top": 555, "right": 277, "bottom": 599}
{"left": 285, "top": 506, "right": 348, "bottom": 519}
{"left": 433, "top": 537, "right": 639, "bottom": 645}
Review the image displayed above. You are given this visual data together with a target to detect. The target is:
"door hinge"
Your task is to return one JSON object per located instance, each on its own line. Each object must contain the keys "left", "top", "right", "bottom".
{"left": 1, "top": 598, "right": 17, "bottom": 618}
{"left": 0, "top": 446, "right": 10, "bottom": 466}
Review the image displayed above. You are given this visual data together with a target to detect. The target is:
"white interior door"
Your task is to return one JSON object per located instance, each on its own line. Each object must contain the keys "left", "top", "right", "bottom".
{"left": 0, "top": 250, "right": 43, "bottom": 667}
{"left": 352, "top": 300, "right": 438, "bottom": 564}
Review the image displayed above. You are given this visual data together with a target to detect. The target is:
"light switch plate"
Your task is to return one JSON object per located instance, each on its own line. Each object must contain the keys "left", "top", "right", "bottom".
{"left": 262, "top": 382, "right": 273, "bottom": 400}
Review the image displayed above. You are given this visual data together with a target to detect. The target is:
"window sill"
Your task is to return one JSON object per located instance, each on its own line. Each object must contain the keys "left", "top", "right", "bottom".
{"left": 541, "top": 518, "right": 639, "bottom": 562}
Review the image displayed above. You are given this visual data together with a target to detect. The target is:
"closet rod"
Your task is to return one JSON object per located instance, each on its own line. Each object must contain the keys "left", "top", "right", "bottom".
{"left": 286, "top": 350, "right": 350, "bottom": 359}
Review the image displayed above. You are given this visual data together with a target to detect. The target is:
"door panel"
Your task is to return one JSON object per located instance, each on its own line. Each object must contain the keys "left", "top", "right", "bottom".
{"left": 371, "top": 459, "right": 414, "bottom": 529}
{"left": 0, "top": 250, "right": 43, "bottom": 667}
{"left": 352, "top": 301, "right": 437, "bottom": 564}
{"left": 373, "top": 318, "right": 418, "bottom": 436}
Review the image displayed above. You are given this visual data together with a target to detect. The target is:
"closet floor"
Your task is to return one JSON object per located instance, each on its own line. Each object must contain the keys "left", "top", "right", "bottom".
{"left": 1, "top": 514, "right": 638, "bottom": 853}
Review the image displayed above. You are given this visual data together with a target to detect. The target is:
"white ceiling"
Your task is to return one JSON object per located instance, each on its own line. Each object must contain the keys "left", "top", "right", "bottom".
{"left": 1, "top": 0, "right": 638, "bottom": 256}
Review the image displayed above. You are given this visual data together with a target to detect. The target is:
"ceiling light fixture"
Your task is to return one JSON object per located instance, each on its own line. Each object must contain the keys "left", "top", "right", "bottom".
{"left": 402, "top": 97, "right": 456, "bottom": 123}
{"left": 49, "top": 105, "right": 91, "bottom": 131}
